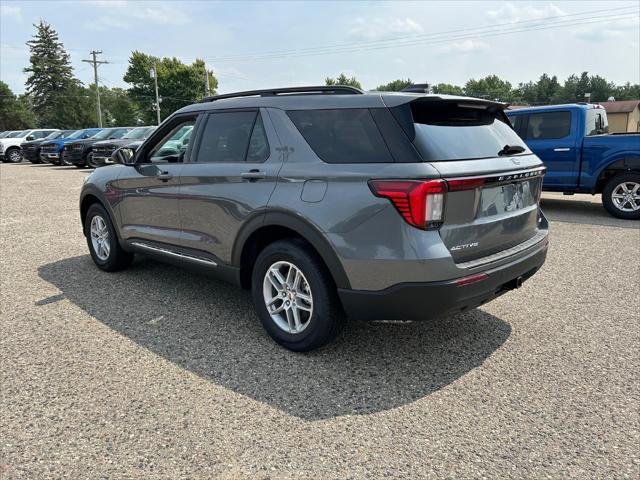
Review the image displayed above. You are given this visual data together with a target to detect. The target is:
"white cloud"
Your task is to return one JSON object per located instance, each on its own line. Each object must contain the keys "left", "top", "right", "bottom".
{"left": 0, "top": 5, "right": 22, "bottom": 20}
{"left": 486, "top": 2, "right": 566, "bottom": 23}
{"left": 437, "top": 39, "right": 490, "bottom": 54}
{"left": 133, "top": 5, "right": 190, "bottom": 26}
{"left": 84, "top": 1, "right": 191, "bottom": 32}
{"left": 88, "top": 0, "right": 129, "bottom": 7}
{"left": 84, "top": 1, "right": 189, "bottom": 27}
{"left": 573, "top": 15, "right": 640, "bottom": 42}
{"left": 348, "top": 17, "right": 423, "bottom": 40}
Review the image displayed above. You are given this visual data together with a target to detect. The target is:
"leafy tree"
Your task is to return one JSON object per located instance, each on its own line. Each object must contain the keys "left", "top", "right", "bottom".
{"left": 124, "top": 51, "right": 218, "bottom": 124}
{"left": 325, "top": 73, "right": 362, "bottom": 90}
{"left": 431, "top": 83, "right": 465, "bottom": 96}
{"left": 23, "top": 21, "right": 86, "bottom": 128}
{"left": 514, "top": 74, "right": 562, "bottom": 105}
{"left": 92, "top": 86, "right": 141, "bottom": 126}
{"left": 375, "top": 78, "right": 414, "bottom": 91}
{"left": 612, "top": 82, "right": 640, "bottom": 101}
{"left": 0, "top": 81, "right": 37, "bottom": 130}
{"left": 464, "top": 75, "right": 514, "bottom": 102}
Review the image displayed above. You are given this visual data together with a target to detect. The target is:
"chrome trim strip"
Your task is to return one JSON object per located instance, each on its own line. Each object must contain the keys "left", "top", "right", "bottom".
{"left": 445, "top": 166, "right": 546, "bottom": 185}
{"left": 456, "top": 230, "right": 548, "bottom": 269}
{"left": 131, "top": 242, "right": 218, "bottom": 267}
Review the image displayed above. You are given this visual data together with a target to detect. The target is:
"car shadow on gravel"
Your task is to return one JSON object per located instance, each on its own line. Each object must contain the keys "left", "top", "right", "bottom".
{"left": 39, "top": 255, "right": 511, "bottom": 421}
{"left": 541, "top": 196, "right": 638, "bottom": 229}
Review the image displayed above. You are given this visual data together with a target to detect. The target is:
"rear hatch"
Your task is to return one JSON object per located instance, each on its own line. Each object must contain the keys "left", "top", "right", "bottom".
{"left": 388, "top": 97, "right": 545, "bottom": 264}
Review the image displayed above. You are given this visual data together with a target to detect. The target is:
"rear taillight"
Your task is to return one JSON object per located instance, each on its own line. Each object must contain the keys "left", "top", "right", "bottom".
{"left": 369, "top": 180, "right": 445, "bottom": 230}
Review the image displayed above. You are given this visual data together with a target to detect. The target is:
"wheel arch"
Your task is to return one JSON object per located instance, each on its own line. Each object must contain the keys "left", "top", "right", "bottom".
{"left": 79, "top": 190, "right": 122, "bottom": 242}
{"left": 594, "top": 156, "right": 640, "bottom": 193}
{"left": 233, "top": 211, "right": 351, "bottom": 290}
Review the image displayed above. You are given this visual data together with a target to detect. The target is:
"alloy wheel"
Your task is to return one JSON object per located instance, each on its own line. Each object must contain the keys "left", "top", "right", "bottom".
{"left": 90, "top": 215, "right": 111, "bottom": 261}
{"left": 262, "top": 261, "right": 313, "bottom": 334}
{"left": 611, "top": 181, "right": 640, "bottom": 212}
{"left": 8, "top": 149, "right": 22, "bottom": 163}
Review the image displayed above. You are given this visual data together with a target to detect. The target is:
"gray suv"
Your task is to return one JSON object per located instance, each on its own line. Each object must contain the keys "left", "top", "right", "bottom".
{"left": 80, "top": 86, "right": 549, "bottom": 351}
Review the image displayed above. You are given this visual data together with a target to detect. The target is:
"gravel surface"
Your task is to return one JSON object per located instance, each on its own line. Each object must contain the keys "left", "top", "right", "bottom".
{"left": 1, "top": 163, "right": 639, "bottom": 479}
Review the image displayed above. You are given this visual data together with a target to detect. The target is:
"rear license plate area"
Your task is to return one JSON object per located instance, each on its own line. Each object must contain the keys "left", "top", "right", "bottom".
{"left": 478, "top": 178, "right": 539, "bottom": 218}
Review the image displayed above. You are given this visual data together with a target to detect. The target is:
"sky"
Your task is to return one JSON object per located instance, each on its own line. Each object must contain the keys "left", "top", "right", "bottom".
{"left": 1, "top": 0, "right": 638, "bottom": 95}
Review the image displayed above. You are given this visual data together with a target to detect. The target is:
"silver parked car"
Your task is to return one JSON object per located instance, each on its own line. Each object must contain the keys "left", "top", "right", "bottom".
{"left": 80, "top": 86, "right": 549, "bottom": 351}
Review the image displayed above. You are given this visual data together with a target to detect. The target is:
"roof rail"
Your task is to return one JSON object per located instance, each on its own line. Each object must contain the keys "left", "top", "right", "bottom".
{"left": 199, "top": 85, "right": 364, "bottom": 103}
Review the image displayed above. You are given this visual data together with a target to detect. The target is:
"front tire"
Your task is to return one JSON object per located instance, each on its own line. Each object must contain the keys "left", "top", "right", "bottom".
{"left": 85, "top": 203, "right": 134, "bottom": 271}
{"left": 60, "top": 151, "right": 72, "bottom": 166}
{"left": 5, "top": 148, "right": 22, "bottom": 163}
{"left": 251, "top": 239, "right": 345, "bottom": 351}
{"left": 86, "top": 151, "right": 97, "bottom": 168}
{"left": 602, "top": 172, "right": 640, "bottom": 220}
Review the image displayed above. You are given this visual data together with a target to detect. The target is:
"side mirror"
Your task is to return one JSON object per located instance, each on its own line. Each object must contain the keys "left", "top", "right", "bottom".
{"left": 112, "top": 146, "right": 137, "bottom": 165}
{"left": 26, "top": 135, "right": 35, "bottom": 141}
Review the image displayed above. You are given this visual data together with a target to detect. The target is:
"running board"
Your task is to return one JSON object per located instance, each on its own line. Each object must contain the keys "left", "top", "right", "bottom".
{"left": 131, "top": 242, "right": 218, "bottom": 267}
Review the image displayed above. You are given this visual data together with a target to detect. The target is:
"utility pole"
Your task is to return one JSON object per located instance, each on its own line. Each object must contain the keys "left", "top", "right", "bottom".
{"left": 82, "top": 50, "right": 109, "bottom": 128}
{"left": 204, "top": 63, "right": 211, "bottom": 97}
{"left": 150, "top": 63, "right": 162, "bottom": 125}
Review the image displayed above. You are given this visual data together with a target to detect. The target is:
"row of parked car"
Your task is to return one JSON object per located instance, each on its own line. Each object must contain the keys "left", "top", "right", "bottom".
{"left": 0, "top": 126, "right": 158, "bottom": 168}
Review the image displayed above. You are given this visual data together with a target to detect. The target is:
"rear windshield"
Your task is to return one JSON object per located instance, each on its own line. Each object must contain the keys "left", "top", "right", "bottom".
{"left": 287, "top": 109, "right": 393, "bottom": 163}
{"left": 394, "top": 101, "right": 530, "bottom": 161}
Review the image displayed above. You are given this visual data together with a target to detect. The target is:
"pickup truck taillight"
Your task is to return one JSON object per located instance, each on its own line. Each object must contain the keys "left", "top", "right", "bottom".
{"left": 369, "top": 180, "right": 445, "bottom": 230}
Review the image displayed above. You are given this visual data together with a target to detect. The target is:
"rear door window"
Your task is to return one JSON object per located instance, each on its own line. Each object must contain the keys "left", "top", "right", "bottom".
{"left": 509, "top": 114, "right": 525, "bottom": 136}
{"left": 196, "top": 111, "right": 257, "bottom": 163}
{"left": 287, "top": 109, "right": 393, "bottom": 163}
{"left": 525, "top": 111, "right": 571, "bottom": 139}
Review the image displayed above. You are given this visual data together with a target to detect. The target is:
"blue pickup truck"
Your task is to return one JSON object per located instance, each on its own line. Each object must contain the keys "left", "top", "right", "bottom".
{"left": 39, "top": 128, "right": 102, "bottom": 166}
{"left": 506, "top": 103, "right": 640, "bottom": 219}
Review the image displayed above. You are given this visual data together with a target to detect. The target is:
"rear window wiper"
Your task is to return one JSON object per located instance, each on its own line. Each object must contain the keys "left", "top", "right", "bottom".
{"left": 498, "top": 144, "right": 526, "bottom": 156}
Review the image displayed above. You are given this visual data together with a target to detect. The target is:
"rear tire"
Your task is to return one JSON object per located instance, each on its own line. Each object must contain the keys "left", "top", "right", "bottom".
{"left": 602, "top": 172, "right": 640, "bottom": 220}
{"left": 85, "top": 203, "right": 134, "bottom": 271}
{"left": 251, "top": 239, "right": 346, "bottom": 351}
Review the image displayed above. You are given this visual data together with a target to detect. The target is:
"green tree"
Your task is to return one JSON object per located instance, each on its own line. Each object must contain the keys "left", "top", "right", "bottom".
{"left": 431, "top": 83, "right": 465, "bottom": 96}
{"left": 124, "top": 51, "right": 218, "bottom": 124}
{"left": 375, "top": 78, "right": 414, "bottom": 91}
{"left": 612, "top": 82, "right": 640, "bottom": 100}
{"left": 325, "top": 73, "right": 362, "bottom": 90}
{"left": 514, "top": 74, "right": 562, "bottom": 105}
{"left": 0, "top": 81, "right": 37, "bottom": 130}
{"left": 93, "top": 86, "right": 141, "bottom": 126}
{"left": 464, "top": 75, "right": 514, "bottom": 102}
{"left": 23, "top": 21, "right": 87, "bottom": 128}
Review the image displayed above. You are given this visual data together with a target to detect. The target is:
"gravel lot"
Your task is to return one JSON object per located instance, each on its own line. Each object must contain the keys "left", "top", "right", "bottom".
{"left": 1, "top": 163, "right": 638, "bottom": 479}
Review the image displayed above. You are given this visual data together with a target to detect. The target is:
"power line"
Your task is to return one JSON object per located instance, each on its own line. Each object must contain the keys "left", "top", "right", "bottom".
{"left": 203, "top": 10, "right": 639, "bottom": 62}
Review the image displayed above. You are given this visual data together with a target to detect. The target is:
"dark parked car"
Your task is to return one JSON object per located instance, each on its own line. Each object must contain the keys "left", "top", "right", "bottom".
{"left": 92, "top": 126, "right": 156, "bottom": 166}
{"left": 65, "top": 127, "right": 133, "bottom": 168}
{"left": 81, "top": 86, "right": 549, "bottom": 351}
{"left": 21, "top": 130, "right": 76, "bottom": 164}
{"left": 40, "top": 128, "right": 103, "bottom": 165}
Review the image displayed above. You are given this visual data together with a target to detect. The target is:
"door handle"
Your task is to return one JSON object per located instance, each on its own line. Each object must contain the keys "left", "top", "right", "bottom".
{"left": 553, "top": 147, "right": 571, "bottom": 152}
{"left": 241, "top": 170, "right": 266, "bottom": 181}
{"left": 157, "top": 172, "right": 173, "bottom": 182}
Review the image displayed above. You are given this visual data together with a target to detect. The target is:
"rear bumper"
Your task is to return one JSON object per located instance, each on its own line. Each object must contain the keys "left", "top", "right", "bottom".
{"left": 338, "top": 239, "right": 548, "bottom": 321}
